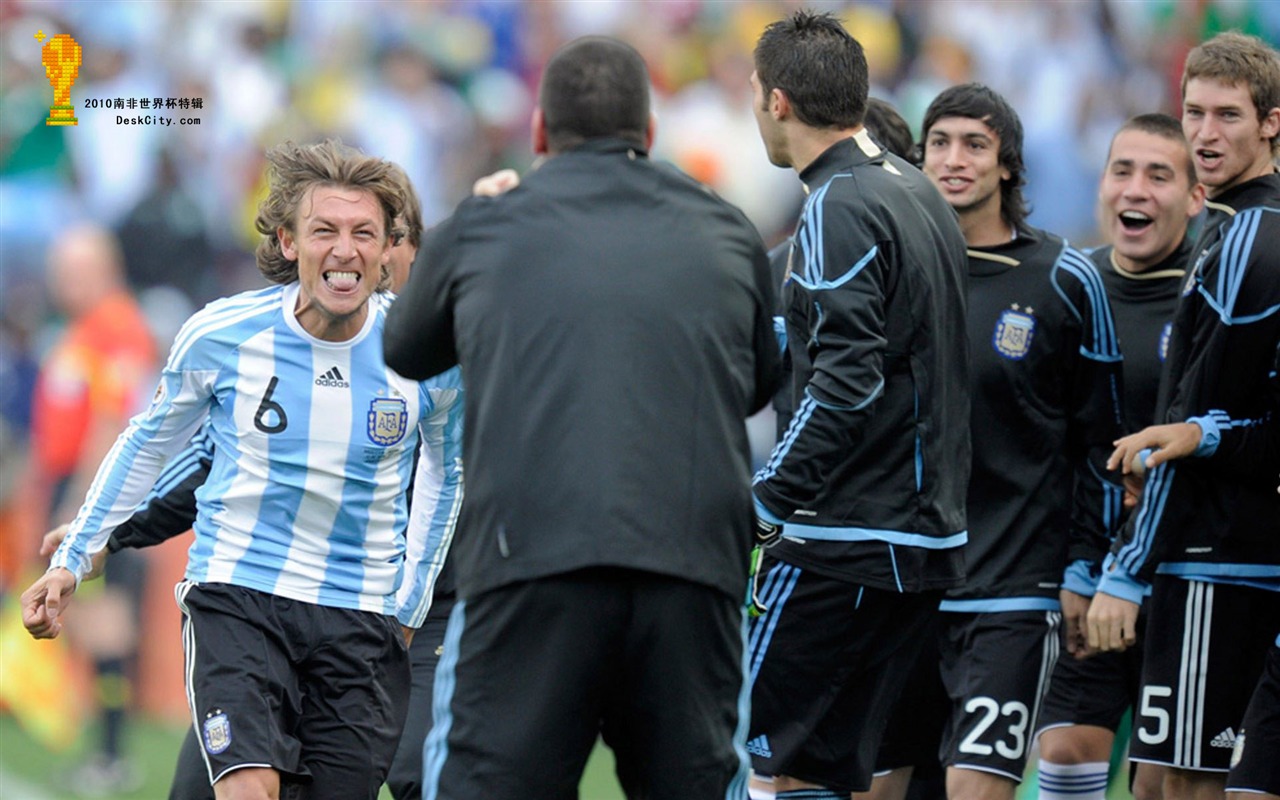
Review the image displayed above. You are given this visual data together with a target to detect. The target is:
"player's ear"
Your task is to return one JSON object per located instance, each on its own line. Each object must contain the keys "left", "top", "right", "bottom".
{"left": 1260, "top": 105, "right": 1280, "bottom": 143}
{"left": 532, "top": 107, "right": 549, "bottom": 155}
{"left": 644, "top": 113, "right": 656, "bottom": 150}
{"left": 1187, "top": 181, "right": 1206, "bottom": 218}
{"left": 278, "top": 226, "right": 297, "bottom": 261}
{"left": 771, "top": 87, "right": 790, "bottom": 122}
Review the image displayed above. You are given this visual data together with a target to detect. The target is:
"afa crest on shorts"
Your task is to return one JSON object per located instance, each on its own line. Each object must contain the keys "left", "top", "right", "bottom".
{"left": 993, "top": 305, "right": 1036, "bottom": 360}
{"left": 203, "top": 710, "right": 231, "bottom": 754}
{"left": 368, "top": 397, "right": 408, "bottom": 446}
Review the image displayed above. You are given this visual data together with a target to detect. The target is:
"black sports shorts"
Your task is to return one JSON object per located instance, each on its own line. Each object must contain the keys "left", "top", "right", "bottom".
{"left": 177, "top": 581, "right": 410, "bottom": 798}
{"left": 745, "top": 554, "right": 942, "bottom": 794}
{"left": 938, "top": 609, "right": 1061, "bottom": 782}
{"left": 1227, "top": 635, "right": 1280, "bottom": 795}
{"left": 1037, "top": 608, "right": 1147, "bottom": 736}
{"left": 1129, "top": 577, "right": 1280, "bottom": 772}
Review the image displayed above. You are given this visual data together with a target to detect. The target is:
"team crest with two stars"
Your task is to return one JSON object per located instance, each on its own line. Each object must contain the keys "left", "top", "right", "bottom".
{"left": 203, "top": 709, "right": 231, "bottom": 754}
{"left": 993, "top": 303, "right": 1036, "bottom": 360}
{"left": 368, "top": 397, "right": 408, "bottom": 446}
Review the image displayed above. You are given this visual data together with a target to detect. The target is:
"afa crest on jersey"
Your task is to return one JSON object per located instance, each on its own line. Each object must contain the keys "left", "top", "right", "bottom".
{"left": 203, "top": 710, "right": 231, "bottom": 754}
{"left": 993, "top": 306, "right": 1035, "bottom": 360}
{"left": 368, "top": 397, "right": 408, "bottom": 446}
{"left": 1159, "top": 322, "right": 1172, "bottom": 362}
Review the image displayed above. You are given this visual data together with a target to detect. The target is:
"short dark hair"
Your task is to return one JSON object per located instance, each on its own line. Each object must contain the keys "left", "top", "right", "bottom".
{"left": 922, "top": 83, "right": 1029, "bottom": 228}
{"left": 1112, "top": 112, "right": 1198, "bottom": 186}
{"left": 539, "top": 36, "right": 650, "bottom": 152}
{"left": 864, "top": 97, "right": 915, "bottom": 161}
{"left": 1182, "top": 31, "right": 1280, "bottom": 153}
{"left": 754, "top": 10, "right": 868, "bottom": 129}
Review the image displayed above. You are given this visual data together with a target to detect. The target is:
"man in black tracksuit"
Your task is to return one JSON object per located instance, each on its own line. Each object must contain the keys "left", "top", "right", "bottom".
{"left": 865, "top": 84, "right": 1125, "bottom": 800}
{"left": 383, "top": 36, "right": 779, "bottom": 800}
{"left": 743, "top": 13, "right": 970, "bottom": 797}
{"left": 1091, "top": 32, "right": 1280, "bottom": 800}
{"left": 1034, "top": 113, "right": 1204, "bottom": 800}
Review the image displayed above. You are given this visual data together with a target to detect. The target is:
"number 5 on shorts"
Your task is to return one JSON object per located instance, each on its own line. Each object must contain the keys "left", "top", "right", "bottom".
{"left": 1136, "top": 685, "right": 1173, "bottom": 745}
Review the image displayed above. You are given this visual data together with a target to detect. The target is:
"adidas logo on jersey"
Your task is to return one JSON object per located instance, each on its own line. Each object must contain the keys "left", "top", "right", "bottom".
{"left": 315, "top": 367, "right": 348, "bottom": 388}
{"left": 1210, "top": 727, "right": 1237, "bottom": 749}
{"left": 745, "top": 734, "right": 772, "bottom": 758}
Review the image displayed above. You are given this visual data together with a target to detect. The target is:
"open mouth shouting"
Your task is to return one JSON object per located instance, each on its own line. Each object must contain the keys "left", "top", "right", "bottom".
{"left": 1117, "top": 210, "right": 1154, "bottom": 236}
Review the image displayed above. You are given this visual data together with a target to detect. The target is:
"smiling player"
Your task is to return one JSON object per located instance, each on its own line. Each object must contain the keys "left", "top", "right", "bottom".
{"left": 1089, "top": 31, "right": 1280, "bottom": 800}
{"left": 1034, "top": 113, "right": 1204, "bottom": 800}
{"left": 21, "top": 139, "right": 463, "bottom": 800}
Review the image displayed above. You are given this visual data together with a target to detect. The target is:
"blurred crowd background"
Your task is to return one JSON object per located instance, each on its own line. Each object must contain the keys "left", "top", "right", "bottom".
{"left": 0, "top": 0, "right": 1278, "bottom": 792}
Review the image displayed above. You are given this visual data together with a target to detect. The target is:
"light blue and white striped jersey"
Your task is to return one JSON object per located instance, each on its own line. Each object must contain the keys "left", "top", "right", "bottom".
{"left": 51, "top": 283, "right": 463, "bottom": 627}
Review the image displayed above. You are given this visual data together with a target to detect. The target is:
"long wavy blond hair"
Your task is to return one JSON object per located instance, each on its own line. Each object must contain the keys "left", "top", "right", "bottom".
{"left": 254, "top": 139, "right": 406, "bottom": 285}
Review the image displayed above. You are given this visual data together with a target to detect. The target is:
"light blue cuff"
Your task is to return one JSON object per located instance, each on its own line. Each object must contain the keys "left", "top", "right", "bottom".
{"left": 1188, "top": 414, "right": 1219, "bottom": 457}
{"left": 753, "top": 495, "right": 785, "bottom": 526}
{"left": 1096, "top": 553, "right": 1149, "bottom": 605}
{"left": 1062, "top": 559, "right": 1099, "bottom": 597}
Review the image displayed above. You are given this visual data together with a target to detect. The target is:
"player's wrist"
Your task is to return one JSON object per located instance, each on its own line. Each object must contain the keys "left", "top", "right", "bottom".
{"left": 1096, "top": 554, "right": 1147, "bottom": 604}
{"left": 1186, "top": 415, "right": 1219, "bottom": 457}
{"left": 1062, "top": 559, "right": 1099, "bottom": 597}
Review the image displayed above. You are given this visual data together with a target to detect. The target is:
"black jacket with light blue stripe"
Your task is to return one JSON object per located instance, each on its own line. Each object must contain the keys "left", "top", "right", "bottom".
{"left": 941, "top": 225, "right": 1124, "bottom": 610}
{"left": 755, "top": 133, "right": 971, "bottom": 593}
{"left": 1060, "top": 240, "right": 1189, "bottom": 597}
{"left": 1100, "top": 173, "right": 1280, "bottom": 603}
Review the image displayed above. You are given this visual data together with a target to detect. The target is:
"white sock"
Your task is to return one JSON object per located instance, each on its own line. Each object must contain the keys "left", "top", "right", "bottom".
{"left": 1038, "top": 760, "right": 1109, "bottom": 800}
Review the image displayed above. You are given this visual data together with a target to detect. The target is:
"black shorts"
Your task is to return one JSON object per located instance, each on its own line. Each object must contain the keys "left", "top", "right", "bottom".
{"left": 1227, "top": 635, "right": 1280, "bottom": 795}
{"left": 1130, "top": 577, "right": 1280, "bottom": 772}
{"left": 938, "top": 610, "right": 1061, "bottom": 782}
{"left": 746, "top": 554, "right": 942, "bottom": 794}
{"left": 424, "top": 568, "right": 749, "bottom": 800}
{"left": 874, "top": 614, "right": 946, "bottom": 779}
{"left": 176, "top": 581, "right": 411, "bottom": 797}
{"left": 1037, "top": 609, "right": 1147, "bottom": 736}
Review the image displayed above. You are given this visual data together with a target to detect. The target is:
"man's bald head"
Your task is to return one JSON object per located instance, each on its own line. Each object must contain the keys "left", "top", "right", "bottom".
{"left": 47, "top": 224, "right": 126, "bottom": 319}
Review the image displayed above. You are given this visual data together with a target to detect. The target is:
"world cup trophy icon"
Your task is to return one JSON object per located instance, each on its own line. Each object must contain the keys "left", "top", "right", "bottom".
{"left": 38, "top": 32, "right": 82, "bottom": 126}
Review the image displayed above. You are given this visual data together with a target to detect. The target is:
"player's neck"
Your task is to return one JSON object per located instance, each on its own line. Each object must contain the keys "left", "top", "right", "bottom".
{"left": 791, "top": 124, "right": 863, "bottom": 176}
{"left": 1112, "top": 237, "right": 1182, "bottom": 274}
{"left": 960, "top": 202, "right": 1014, "bottom": 249}
{"left": 294, "top": 303, "right": 370, "bottom": 342}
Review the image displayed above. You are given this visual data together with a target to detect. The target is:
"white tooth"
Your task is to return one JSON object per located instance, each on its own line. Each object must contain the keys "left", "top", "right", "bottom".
{"left": 1120, "top": 211, "right": 1152, "bottom": 221}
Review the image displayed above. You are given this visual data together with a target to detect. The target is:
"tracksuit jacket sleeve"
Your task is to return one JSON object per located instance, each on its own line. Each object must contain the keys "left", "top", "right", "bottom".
{"left": 108, "top": 427, "right": 214, "bottom": 552}
{"left": 749, "top": 243, "right": 784, "bottom": 415}
{"left": 1191, "top": 338, "right": 1280, "bottom": 483}
{"left": 753, "top": 200, "right": 890, "bottom": 522}
{"left": 1101, "top": 203, "right": 1280, "bottom": 603}
{"left": 1059, "top": 248, "right": 1126, "bottom": 591}
{"left": 383, "top": 211, "right": 462, "bottom": 381}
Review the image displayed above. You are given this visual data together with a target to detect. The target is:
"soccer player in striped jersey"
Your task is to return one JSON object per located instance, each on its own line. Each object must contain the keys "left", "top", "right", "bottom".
{"left": 1090, "top": 31, "right": 1280, "bottom": 800}
{"left": 868, "top": 83, "right": 1125, "bottom": 800}
{"left": 1034, "top": 112, "right": 1204, "bottom": 800}
{"left": 21, "top": 139, "right": 463, "bottom": 800}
